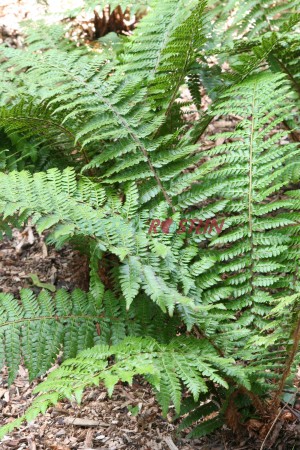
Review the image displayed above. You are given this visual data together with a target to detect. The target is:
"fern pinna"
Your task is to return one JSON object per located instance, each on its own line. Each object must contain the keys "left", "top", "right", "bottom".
{"left": 0, "top": 0, "right": 299, "bottom": 441}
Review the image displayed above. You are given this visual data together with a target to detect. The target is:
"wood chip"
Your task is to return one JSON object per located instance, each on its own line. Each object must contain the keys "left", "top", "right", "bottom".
{"left": 84, "top": 429, "right": 94, "bottom": 448}
{"left": 63, "top": 417, "right": 101, "bottom": 427}
{"left": 0, "top": 387, "right": 6, "bottom": 399}
{"left": 164, "top": 436, "right": 179, "bottom": 450}
{"left": 27, "top": 437, "right": 37, "bottom": 450}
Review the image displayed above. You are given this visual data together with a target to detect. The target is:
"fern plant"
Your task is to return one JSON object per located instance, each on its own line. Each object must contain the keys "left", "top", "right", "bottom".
{"left": 0, "top": 0, "right": 299, "bottom": 441}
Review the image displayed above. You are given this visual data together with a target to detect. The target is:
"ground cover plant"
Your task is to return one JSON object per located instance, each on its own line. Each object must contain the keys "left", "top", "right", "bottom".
{"left": 0, "top": 0, "right": 299, "bottom": 442}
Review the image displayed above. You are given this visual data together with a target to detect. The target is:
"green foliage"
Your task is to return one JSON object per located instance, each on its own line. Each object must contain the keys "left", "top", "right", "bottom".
{"left": 0, "top": 288, "right": 102, "bottom": 384}
{"left": 184, "top": 73, "right": 300, "bottom": 332}
{"left": 0, "top": 336, "right": 250, "bottom": 439}
{"left": 27, "top": 273, "right": 56, "bottom": 292}
{"left": 0, "top": 0, "right": 299, "bottom": 441}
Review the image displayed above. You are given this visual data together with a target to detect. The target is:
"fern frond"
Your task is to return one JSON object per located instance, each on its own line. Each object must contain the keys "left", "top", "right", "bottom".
{"left": 121, "top": 0, "right": 206, "bottom": 109}
{"left": 0, "top": 335, "right": 250, "bottom": 439}
{"left": 0, "top": 101, "right": 87, "bottom": 171}
{"left": 176, "top": 72, "right": 300, "bottom": 340}
{"left": 0, "top": 288, "right": 104, "bottom": 383}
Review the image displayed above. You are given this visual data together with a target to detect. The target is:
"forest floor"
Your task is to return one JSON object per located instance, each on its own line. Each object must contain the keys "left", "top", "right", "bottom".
{"left": 1, "top": 1, "right": 300, "bottom": 449}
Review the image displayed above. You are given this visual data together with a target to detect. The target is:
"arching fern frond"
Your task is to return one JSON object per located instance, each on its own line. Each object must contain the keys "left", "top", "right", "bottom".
{"left": 0, "top": 101, "right": 88, "bottom": 171}
{"left": 0, "top": 335, "right": 250, "bottom": 439}
{"left": 0, "top": 167, "right": 201, "bottom": 315}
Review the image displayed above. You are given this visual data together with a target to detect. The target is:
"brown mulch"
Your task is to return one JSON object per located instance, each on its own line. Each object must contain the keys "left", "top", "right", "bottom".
{"left": 1, "top": 364, "right": 196, "bottom": 450}
{"left": 0, "top": 226, "right": 89, "bottom": 297}
{"left": 1, "top": 353, "right": 299, "bottom": 450}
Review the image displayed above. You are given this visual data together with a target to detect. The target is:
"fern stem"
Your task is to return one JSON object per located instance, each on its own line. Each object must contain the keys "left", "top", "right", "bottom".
{"left": 248, "top": 93, "right": 255, "bottom": 238}
{"left": 0, "top": 314, "right": 106, "bottom": 328}
{"left": 272, "top": 305, "right": 300, "bottom": 409}
{"left": 248, "top": 79, "right": 257, "bottom": 301}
